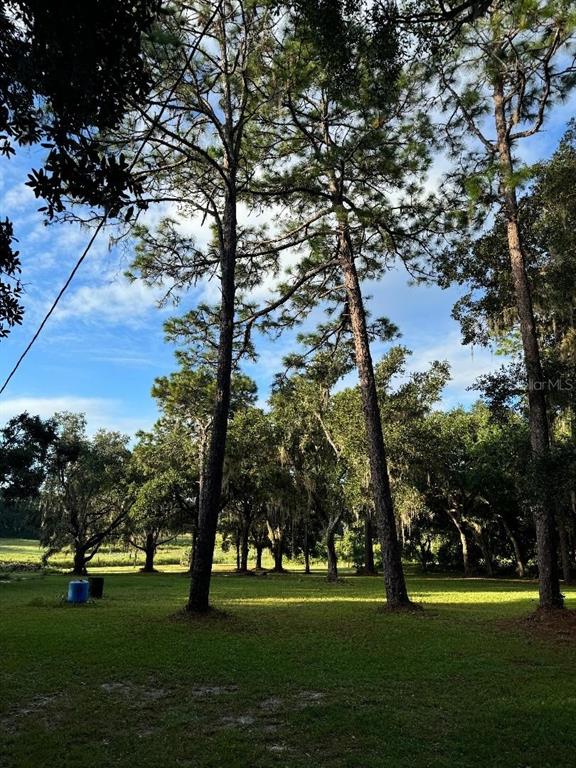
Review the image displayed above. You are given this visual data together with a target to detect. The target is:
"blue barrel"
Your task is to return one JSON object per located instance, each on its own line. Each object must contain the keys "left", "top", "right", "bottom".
{"left": 67, "top": 580, "right": 89, "bottom": 604}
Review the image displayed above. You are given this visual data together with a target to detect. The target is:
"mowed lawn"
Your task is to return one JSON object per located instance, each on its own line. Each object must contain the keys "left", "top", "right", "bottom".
{"left": 0, "top": 537, "right": 284, "bottom": 571}
{"left": 1, "top": 570, "right": 575, "bottom": 768}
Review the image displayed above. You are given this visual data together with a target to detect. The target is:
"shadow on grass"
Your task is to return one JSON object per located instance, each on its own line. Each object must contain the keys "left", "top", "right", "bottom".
{"left": 170, "top": 605, "right": 233, "bottom": 624}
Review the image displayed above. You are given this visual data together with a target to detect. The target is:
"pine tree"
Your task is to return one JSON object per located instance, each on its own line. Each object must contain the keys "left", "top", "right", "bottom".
{"left": 431, "top": 0, "right": 576, "bottom": 609}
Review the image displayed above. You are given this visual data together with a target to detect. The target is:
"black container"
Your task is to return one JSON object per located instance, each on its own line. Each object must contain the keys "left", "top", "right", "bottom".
{"left": 88, "top": 576, "right": 104, "bottom": 599}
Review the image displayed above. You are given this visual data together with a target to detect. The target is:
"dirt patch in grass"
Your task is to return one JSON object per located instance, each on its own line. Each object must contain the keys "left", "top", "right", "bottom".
{"left": 100, "top": 681, "right": 169, "bottom": 700}
{"left": 100, "top": 678, "right": 240, "bottom": 701}
{"left": 502, "top": 608, "right": 576, "bottom": 643}
{"left": 257, "top": 690, "right": 325, "bottom": 712}
{"left": 169, "top": 606, "right": 232, "bottom": 624}
{"left": 190, "top": 684, "right": 239, "bottom": 697}
{"left": 267, "top": 743, "right": 288, "bottom": 753}
{"left": 0, "top": 693, "right": 62, "bottom": 733}
{"left": 214, "top": 689, "right": 327, "bottom": 739}
{"left": 293, "top": 690, "right": 325, "bottom": 707}
{"left": 258, "top": 696, "right": 283, "bottom": 710}
{"left": 219, "top": 714, "right": 257, "bottom": 727}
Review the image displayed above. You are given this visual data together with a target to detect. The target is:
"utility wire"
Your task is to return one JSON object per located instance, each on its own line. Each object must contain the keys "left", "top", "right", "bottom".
{"left": 0, "top": 1, "right": 222, "bottom": 396}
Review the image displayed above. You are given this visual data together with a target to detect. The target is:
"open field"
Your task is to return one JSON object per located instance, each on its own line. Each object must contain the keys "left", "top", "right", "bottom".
{"left": 1, "top": 568, "right": 576, "bottom": 768}
{"left": 0, "top": 537, "right": 290, "bottom": 571}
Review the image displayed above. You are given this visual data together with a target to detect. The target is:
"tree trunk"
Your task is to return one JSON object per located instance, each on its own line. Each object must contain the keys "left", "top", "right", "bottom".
{"left": 459, "top": 528, "right": 471, "bottom": 577}
{"left": 238, "top": 505, "right": 251, "bottom": 573}
{"left": 502, "top": 519, "right": 526, "bottom": 578}
{"left": 239, "top": 524, "right": 250, "bottom": 573}
{"left": 558, "top": 516, "right": 572, "bottom": 584}
{"left": 479, "top": 534, "right": 494, "bottom": 577}
{"left": 469, "top": 521, "right": 494, "bottom": 577}
{"left": 272, "top": 539, "right": 284, "bottom": 572}
{"left": 419, "top": 546, "right": 427, "bottom": 573}
{"left": 336, "top": 220, "right": 411, "bottom": 607}
{"left": 326, "top": 518, "right": 339, "bottom": 582}
{"left": 418, "top": 537, "right": 432, "bottom": 573}
{"left": 235, "top": 530, "right": 241, "bottom": 571}
{"left": 304, "top": 524, "right": 311, "bottom": 574}
{"left": 364, "top": 512, "right": 377, "bottom": 575}
{"left": 72, "top": 547, "right": 87, "bottom": 576}
{"left": 188, "top": 525, "right": 197, "bottom": 574}
{"left": 188, "top": 186, "right": 237, "bottom": 613}
{"left": 255, "top": 543, "right": 263, "bottom": 571}
{"left": 447, "top": 509, "right": 471, "bottom": 577}
{"left": 494, "top": 81, "right": 563, "bottom": 610}
{"left": 141, "top": 531, "right": 157, "bottom": 573}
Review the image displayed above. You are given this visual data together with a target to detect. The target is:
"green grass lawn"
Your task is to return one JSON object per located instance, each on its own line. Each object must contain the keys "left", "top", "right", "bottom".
{"left": 0, "top": 537, "right": 307, "bottom": 571}
{"left": 1, "top": 567, "right": 575, "bottom": 768}
{"left": 0, "top": 536, "right": 188, "bottom": 569}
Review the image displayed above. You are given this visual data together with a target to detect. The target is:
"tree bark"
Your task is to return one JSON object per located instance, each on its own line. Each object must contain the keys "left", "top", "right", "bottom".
{"left": 235, "top": 530, "right": 241, "bottom": 571}
{"left": 188, "top": 525, "right": 197, "bottom": 574}
{"left": 141, "top": 531, "right": 157, "bottom": 573}
{"left": 494, "top": 80, "right": 563, "bottom": 609}
{"left": 558, "top": 515, "right": 572, "bottom": 584}
{"left": 188, "top": 185, "right": 237, "bottom": 613}
{"left": 336, "top": 219, "right": 411, "bottom": 607}
{"left": 418, "top": 537, "right": 432, "bottom": 573}
{"left": 239, "top": 524, "right": 250, "bottom": 572}
{"left": 304, "top": 546, "right": 311, "bottom": 574}
{"left": 271, "top": 539, "right": 284, "bottom": 572}
{"left": 501, "top": 519, "right": 526, "bottom": 578}
{"left": 326, "top": 517, "right": 339, "bottom": 582}
{"left": 469, "top": 521, "right": 494, "bottom": 578}
{"left": 72, "top": 547, "right": 88, "bottom": 576}
{"left": 303, "top": 523, "right": 311, "bottom": 574}
{"left": 419, "top": 545, "right": 427, "bottom": 573}
{"left": 459, "top": 528, "right": 471, "bottom": 577}
{"left": 255, "top": 543, "right": 263, "bottom": 571}
{"left": 447, "top": 509, "right": 471, "bottom": 577}
{"left": 238, "top": 505, "right": 251, "bottom": 572}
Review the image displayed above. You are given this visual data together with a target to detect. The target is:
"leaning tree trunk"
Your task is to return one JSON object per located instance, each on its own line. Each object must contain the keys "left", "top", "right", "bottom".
{"left": 141, "top": 531, "right": 157, "bottom": 573}
{"left": 502, "top": 519, "right": 526, "bottom": 578}
{"left": 447, "top": 509, "right": 471, "bottom": 577}
{"left": 188, "top": 187, "right": 237, "bottom": 613}
{"left": 494, "top": 81, "right": 562, "bottom": 609}
{"left": 459, "top": 529, "right": 471, "bottom": 577}
{"left": 72, "top": 547, "right": 88, "bottom": 576}
{"left": 364, "top": 511, "right": 377, "bottom": 575}
{"left": 469, "top": 521, "right": 494, "bottom": 578}
{"left": 335, "top": 218, "right": 411, "bottom": 607}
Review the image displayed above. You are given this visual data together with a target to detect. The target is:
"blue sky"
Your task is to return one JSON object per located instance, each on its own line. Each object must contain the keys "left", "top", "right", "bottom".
{"left": 0, "top": 99, "right": 574, "bottom": 437}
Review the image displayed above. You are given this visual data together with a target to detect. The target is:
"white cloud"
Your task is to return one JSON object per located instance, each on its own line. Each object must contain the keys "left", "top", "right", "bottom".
{"left": 54, "top": 275, "right": 166, "bottom": 328}
{"left": 1, "top": 181, "right": 36, "bottom": 213}
{"left": 408, "top": 333, "right": 496, "bottom": 381}
{"left": 0, "top": 396, "right": 154, "bottom": 436}
{"left": 406, "top": 331, "right": 502, "bottom": 408}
